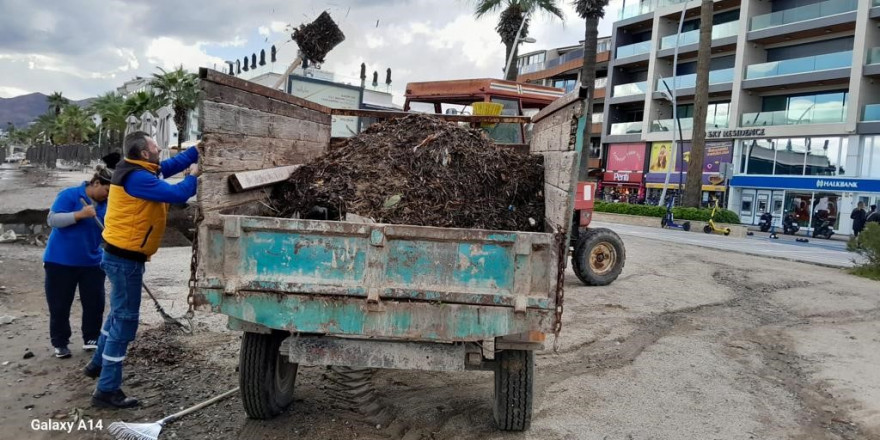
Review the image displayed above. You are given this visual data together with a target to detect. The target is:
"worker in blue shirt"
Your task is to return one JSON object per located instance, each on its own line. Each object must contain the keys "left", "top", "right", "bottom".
{"left": 43, "top": 166, "right": 113, "bottom": 359}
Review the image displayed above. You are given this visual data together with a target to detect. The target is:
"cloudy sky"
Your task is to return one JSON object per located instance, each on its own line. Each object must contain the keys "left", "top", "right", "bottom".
{"left": 0, "top": 0, "right": 621, "bottom": 102}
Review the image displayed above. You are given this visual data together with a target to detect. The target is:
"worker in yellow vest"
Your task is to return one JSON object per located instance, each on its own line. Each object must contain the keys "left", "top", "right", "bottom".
{"left": 84, "top": 131, "right": 200, "bottom": 409}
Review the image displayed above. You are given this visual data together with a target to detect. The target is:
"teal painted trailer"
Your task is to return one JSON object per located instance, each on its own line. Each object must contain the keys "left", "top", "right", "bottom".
{"left": 193, "top": 69, "right": 586, "bottom": 431}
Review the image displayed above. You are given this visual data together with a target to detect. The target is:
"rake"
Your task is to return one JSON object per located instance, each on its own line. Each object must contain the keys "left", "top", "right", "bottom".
{"left": 108, "top": 387, "right": 239, "bottom": 440}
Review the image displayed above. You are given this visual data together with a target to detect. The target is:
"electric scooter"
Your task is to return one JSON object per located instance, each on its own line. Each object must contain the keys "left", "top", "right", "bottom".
{"left": 703, "top": 199, "right": 731, "bottom": 236}
{"left": 660, "top": 197, "right": 691, "bottom": 231}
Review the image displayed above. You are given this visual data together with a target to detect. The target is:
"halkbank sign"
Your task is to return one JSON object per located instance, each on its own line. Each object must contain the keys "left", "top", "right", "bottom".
{"left": 816, "top": 179, "right": 858, "bottom": 190}
{"left": 730, "top": 176, "right": 880, "bottom": 193}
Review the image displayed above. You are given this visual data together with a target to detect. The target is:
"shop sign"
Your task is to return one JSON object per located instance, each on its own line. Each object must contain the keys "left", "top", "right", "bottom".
{"left": 707, "top": 129, "right": 765, "bottom": 139}
{"left": 603, "top": 171, "right": 641, "bottom": 183}
{"left": 730, "top": 176, "right": 880, "bottom": 193}
{"left": 645, "top": 141, "right": 733, "bottom": 184}
{"left": 606, "top": 143, "right": 646, "bottom": 172}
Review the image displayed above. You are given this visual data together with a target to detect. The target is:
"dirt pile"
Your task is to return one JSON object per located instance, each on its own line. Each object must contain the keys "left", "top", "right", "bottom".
{"left": 128, "top": 326, "right": 189, "bottom": 366}
{"left": 269, "top": 114, "right": 544, "bottom": 232}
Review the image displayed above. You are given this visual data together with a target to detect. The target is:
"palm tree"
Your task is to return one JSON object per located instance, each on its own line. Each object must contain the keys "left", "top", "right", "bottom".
{"left": 47, "top": 92, "right": 69, "bottom": 117}
{"left": 90, "top": 92, "right": 127, "bottom": 146}
{"left": 150, "top": 66, "right": 200, "bottom": 148}
{"left": 54, "top": 104, "right": 95, "bottom": 144}
{"left": 684, "top": 0, "right": 713, "bottom": 208}
{"left": 474, "top": 0, "right": 564, "bottom": 81}
{"left": 32, "top": 113, "right": 58, "bottom": 144}
{"left": 123, "top": 91, "right": 165, "bottom": 119}
{"left": 574, "top": 0, "right": 609, "bottom": 181}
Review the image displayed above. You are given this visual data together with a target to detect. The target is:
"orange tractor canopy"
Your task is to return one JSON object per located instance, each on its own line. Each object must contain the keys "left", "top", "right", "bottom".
{"left": 404, "top": 78, "right": 565, "bottom": 145}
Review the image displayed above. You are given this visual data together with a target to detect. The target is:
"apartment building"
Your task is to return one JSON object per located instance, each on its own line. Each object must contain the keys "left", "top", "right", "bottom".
{"left": 516, "top": 37, "right": 613, "bottom": 174}
{"left": 592, "top": 0, "right": 880, "bottom": 235}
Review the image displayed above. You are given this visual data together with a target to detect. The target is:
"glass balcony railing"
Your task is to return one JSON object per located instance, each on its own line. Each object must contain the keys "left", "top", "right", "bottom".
{"left": 518, "top": 40, "right": 612, "bottom": 75}
{"left": 875, "top": 0, "right": 880, "bottom": 7}
{"left": 609, "top": 121, "right": 644, "bottom": 135}
{"left": 592, "top": 113, "right": 604, "bottom": 123}
{"left": 616, "top": 41, "right": 652, "bottom": 59}
{"left": 613, "top": 81, "right": 648, "bottom": 98}
{"left": 868, "top": 48, "right": 880, "bottom": 65}
{"left": 658, "top": 0, "right": 690, "bottom": 6}
{"left": 745, "top": 51, "right": 852, "bottom": 80}
{"left": 619, "top": 2, "right": 653, "bottom": 20}
{"left": 650, "top": 116, "right": 729, "bottom": 132}
{"left": 864, "top": 104, "right": 880, "bottom": 121}
{"left": 595, "top": 77, "right": 608, "bottom": 89}
{"left": 741, "top": 108, "right": 847, "bottom": 127}
{"left": 655, "top": 68, "right": 734, "bottom": 91}
{"left": 518, "top": 62, "right": 545, "bottom": 75}
{"left": 660, "top": 21, "right": 739, "bottom": 50}
{"left": 750, "top": 0, "right": 857, "bottom": 31}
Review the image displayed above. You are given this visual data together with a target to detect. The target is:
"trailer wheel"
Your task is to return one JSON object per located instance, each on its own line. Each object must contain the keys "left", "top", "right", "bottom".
{"left": 493, "top": 350, "right": 534, "bottom": 431}
{"left": 240, "top": 331, "right": 298, "bottom": 419}
{"left": 572, "top": 228, "right": 625, "bottom": 286}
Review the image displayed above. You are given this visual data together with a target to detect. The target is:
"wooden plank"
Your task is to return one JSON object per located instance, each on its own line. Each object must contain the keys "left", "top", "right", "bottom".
{"left": 198, "top": 172, "right": 272, "bottom": 214}
{"left": 532, "top": 87, "right": 586, "bottom": 123}
{"left": 202, "top": 82, "right": 331, "bottom": 126}
{"left": 329, "top": 108, "right": 532, "bottom": 124}
{"left": 544, "top": 184, "right": 570, "bottom": 233}
{"left": 229, "top": 165, "right": 300, "bottom": 192}
{"left": 201, "top": 101, "right": 330, "bottom": 142}
{"left": 200, "top": 68, "right": 331, "bottom": 114}
{"left": 200, "top": 133, "right": 326, "bottom": 172}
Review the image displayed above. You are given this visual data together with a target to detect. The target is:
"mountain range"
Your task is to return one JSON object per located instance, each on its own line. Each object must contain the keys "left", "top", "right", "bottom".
{"left": 0, "top": 93, "right": 94, "bottom": 129}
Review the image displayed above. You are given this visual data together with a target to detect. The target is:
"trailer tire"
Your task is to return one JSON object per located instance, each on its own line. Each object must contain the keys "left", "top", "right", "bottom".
{"left": 572, "top": 228, "right": 625, "bottom": 286}
{"left": 493, "top": 350, "right": 534, "bottom": 431}
{"left": 240, "top": 331, "right": 298, "bottom": 419}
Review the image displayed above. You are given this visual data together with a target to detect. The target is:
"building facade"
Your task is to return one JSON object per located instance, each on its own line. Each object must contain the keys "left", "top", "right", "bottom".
{"left": 516, "top": 38, "right": 612, "bottom": 176}
{"left": 594, "top": 0, "right": 880, "bottom": 235}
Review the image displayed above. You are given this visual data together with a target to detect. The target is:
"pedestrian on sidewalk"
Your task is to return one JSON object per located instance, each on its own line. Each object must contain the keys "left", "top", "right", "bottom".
{"left": 867, "top": 204, "right": 880, "bottom": 225}
{"left": 43, "top": 166, "right": 113, "bottom": 359}
{"left": 851, "top": 202, "right": 867, "bottom": 238}
{"left": 83, "top": 131, "right": 200, "bottom": 409}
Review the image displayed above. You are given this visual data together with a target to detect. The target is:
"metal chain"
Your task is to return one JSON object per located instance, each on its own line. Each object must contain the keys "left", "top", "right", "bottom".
{"left": 184, "top": 206, "right": 203, "bottom": 326}
{"left": 552, "top": 225, "right": 567, "bottom": 353}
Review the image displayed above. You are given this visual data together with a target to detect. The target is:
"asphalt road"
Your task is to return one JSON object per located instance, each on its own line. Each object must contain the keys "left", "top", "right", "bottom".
{"left": 593, "top": 221, "right": 859, "bottom": 268}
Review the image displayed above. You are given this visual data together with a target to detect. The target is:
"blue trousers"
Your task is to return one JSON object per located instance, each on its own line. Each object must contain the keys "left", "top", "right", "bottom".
{"left": 89, "top": 252, "right": 144, "bottom": 393}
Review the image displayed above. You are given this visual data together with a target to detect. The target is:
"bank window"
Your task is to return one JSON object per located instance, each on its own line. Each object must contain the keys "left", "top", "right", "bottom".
{"left": 743, "top": 137, "right": 848, "bottom": 176}
{"left": 863, "top": 136, "right": 880, "bottom": 178}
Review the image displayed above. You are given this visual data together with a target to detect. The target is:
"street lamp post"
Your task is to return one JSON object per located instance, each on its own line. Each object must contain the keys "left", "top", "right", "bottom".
{"left": 658, "top": 5, "right": 688, "bottom": 207}
{"left": 503, "top": 17, "right": 537, "bottom": 80}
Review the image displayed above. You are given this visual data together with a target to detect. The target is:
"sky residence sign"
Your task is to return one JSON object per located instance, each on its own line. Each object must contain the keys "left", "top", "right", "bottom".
{"left": 707, "top": 129, "right": 765, "bottom": 139}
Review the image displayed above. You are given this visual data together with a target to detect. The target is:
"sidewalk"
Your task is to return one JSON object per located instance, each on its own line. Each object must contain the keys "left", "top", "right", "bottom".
{"left": 594, "top": 221, "right": 860, "bottom": 268}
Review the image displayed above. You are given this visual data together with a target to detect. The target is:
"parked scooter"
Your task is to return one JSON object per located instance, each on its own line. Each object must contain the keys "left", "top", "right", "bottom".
{"left": 703, "top": 199, "right": 731, "bottom": 236}
{"left": 660, "top": 197, "right": 690, "bottom": 231}
{"left": 782, "top": 213, "right": 800, "bottom": 235}
{"left": 758, "top": 211, "right": 773, "bottom": 232}
{"left": 811, "top": 214, "right": 835, "bottom": 239}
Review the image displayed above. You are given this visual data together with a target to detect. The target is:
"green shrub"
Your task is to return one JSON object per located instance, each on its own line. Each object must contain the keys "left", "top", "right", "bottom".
{"left": 594, "top": 201, "right": 741, "bottom": 224}
{"left": 848, "top": 223, "right": 880, "bottom": 280}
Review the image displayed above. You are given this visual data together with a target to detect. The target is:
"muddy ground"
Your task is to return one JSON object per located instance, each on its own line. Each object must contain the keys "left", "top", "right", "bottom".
{"left": 1, "top": 234, "right": 879, "bottom": 440}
